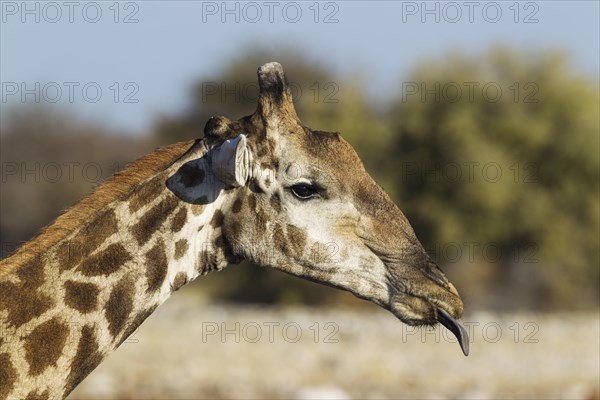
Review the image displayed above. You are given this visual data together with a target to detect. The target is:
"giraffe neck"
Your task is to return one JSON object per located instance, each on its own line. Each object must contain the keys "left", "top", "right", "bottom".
{"left": 0, "top": 140, "right": 233, "bottom": 400}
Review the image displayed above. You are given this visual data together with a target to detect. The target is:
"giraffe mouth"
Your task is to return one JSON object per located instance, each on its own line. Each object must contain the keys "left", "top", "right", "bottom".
{"left": 436, "top": 308, "right": 469, "bottom": 356}
{"left": 387, "top": 289, "right": 468, "bottom": 356}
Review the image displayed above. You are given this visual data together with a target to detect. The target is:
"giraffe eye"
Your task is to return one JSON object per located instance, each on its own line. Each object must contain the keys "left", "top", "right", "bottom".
{"left": 290, "top": 183, "right": 319, "bottom": 200}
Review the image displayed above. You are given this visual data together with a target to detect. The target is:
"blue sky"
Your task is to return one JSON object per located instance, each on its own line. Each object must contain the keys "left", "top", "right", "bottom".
{"left": 1, "top": 1, "right": 598, "bottom": 134}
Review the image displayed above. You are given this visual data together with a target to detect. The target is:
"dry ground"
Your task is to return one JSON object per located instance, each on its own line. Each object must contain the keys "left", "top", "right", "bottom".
{"left": 69, "top": 291, "right": 599, "bottom": 400}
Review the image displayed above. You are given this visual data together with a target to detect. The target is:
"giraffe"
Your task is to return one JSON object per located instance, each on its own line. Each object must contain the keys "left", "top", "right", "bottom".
{"left": 0, "top": 62, "right": 468, "bottom": 400}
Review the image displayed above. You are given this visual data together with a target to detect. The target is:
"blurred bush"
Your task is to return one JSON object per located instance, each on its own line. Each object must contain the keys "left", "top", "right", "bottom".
{"left": 2, "top": 47, "right": 598, "bottom": 311}
{"left": 387, "top": 48, "right": 599, "bottom": 310}
{"left": 0, "top": 106, "right": 154, "bottom": 256}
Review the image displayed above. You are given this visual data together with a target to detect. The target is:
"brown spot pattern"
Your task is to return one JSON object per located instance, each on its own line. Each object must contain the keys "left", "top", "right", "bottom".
{"left": 25, "top": 389, "right": 50, "bottom": 400}
{"left": 256, "top": 145, "right": 268, "bottom": 157}
{"left": 256, "top": 209, "right": 268, "bottom": 232}
{"left": 260, "top": 161, "right": 275, "bottom": 171}
{"left": 270, "top": 194, "right": 282, "bottom": 212}
{"left": 273, "top": 224, "right": 286, "bottom": 252}
{"left": 210, "top": 209, "right": 224, "bottom": 228}
{"left": 227, "top": 219, "right": 242, "bottom": 242}
{"left": 64, "top": 325, "right": 103, "bottom": 397}
{"left": 171, "top": 207, "right": 188, "bottom": 233}
{"left": 145, "top": 240, "right": 168, "bottom": 293}
{"left": 0, "top": 257, "right": 53, "bottom": 328}
{"left": 105, "top": 276, "right": 135, "bottom": 338}
{"left": 214, "top": 234, "right": 227, "bottom": 251}
{"left": 116, "top": 305, "right": 157, "bottom": 347}
{"left": 196, "top": 250, "right": 220, "bottom": 275}
{"left": 56, "top": 209, "right": 118, "bottom": 271}
{"left": 171, "top": 272, "right": 188, "bottom": 292}
{"left": 0, "top": 353, "right": 17, "bottom": 399}
{"left": 64, "top": 281, "right": 99, "bottom": 314}
{"left": 24, "top": 389, "right": 49, "bottom": 400}
{"left": 56, "top": 241, "right": 82, "bottom": 272}
{"left": 132, "top": 195, "right": 179, "bottom": 245}
{"left": 24, "top": 317, "right": 69, "bottom": 376}
{"left": 77, "top": 243, "right": 132, "bottom": 277}
{"left": 129, "top": 176, "right": 165, "bottom": 213}
{"left": 231, "top": 197, "right": 243, "bottom": 214}
{"left": 248, "top": 194, "right": 257, "bottom": 211}
{"left": 179, "top": 162, "right": 205, "bottom": 187}
{"left": 191, "top": 203, "right": 206, "bottom": 216}
{"left": 286, "top": 224, "right": 307, "bottom": 256}
{"left": 174, "top": 239, "right": 189, "bottom": 260}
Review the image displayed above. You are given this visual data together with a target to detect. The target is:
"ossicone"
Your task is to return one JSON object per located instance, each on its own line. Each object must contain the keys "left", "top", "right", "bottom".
{"left": 256, "top": 62, "right": 299, "bottom": 126}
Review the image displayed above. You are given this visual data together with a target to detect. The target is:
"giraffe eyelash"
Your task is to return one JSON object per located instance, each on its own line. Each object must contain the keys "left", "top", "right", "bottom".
{"left": 288, "top": 181, "right": 326, "bottom": 200}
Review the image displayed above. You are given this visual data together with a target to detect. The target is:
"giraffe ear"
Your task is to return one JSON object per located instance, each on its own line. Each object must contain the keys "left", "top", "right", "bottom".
{"left": 211, "top": 134, "right": 253, "bottom": 187}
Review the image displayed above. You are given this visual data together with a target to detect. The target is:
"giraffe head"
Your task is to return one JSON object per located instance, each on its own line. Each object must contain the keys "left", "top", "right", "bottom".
{"left": 168, "top": 63, "right": 469, "bottom": 355}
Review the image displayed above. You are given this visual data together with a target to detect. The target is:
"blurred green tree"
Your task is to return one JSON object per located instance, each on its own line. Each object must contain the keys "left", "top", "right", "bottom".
{"left": 387, "top": 47, "right": 599, "bottom": 310}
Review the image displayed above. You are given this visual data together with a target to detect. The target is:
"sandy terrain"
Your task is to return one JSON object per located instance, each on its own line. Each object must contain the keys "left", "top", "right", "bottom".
{"left": 69, "top": 291, "right": 599, "bottom": 400}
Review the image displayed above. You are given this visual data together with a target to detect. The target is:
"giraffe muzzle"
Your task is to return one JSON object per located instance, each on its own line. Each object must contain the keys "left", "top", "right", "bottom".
{"left": 436, "top": 308, "right": 470, "bottom": 356}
